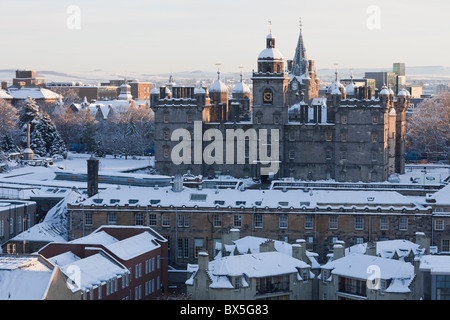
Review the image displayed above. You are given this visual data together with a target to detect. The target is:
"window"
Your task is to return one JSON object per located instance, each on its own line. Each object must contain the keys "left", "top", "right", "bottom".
{"left": 85, "top": 213, "right": 93, "bottom": 226}
{"left": 372, "top": 151, "right": 377, "bottom": 162}
{"left": 340, "top": 151, "right": 347, "bottom": 160}
{"left": 355, "top": 237, "right": 364, "bottom": 244}
{"left": 341, "top": 115, "right": 347, "bottom": 124}
{"left": 234, "top": 215, "right": 242, "bottom": 228}
{"left": 184, "top": 238, "right": 189, "bottom": 258}
{"left": 306, "top": 236, "right": 314, "bottom": 250}
{"left": 372, "top": 133, "right": 378, "bottom": 143}
{"left": 254, "top": 215, "right": 263, "bottom": 228}
{"left": 355, "top": 216, "right": 364, "bottom": 230}
{"left": 302, "top": 269, "right": 309, "bottom": 281}
{"left": 213, "top": 215, "right": 222, "bottom": 228}
{"left": 279, "top": 215, "right": 288, "bottom": 229}
{"left": 149, "top": 214, "right": 157, "bottom": 226}
{"left": 163, "top": 113, "right": 169, "bottom": 123}
{"left": 380, "top": 217, "right": 389, "bottom": 230}
{"left": 305, "top": 216, "right": 313, "bottom": 229}
{"left": 195, "top": 238, "right": 204, "bottom": 258}
{"left": 235, "top": 201, "right": 246, "bottom": 206}
{"left": 399, "top": 217, "right": 408, "bottom": 231}
{"left": 289, "top": 150, "right": 295, "bottom": 160}
{"left": 372, "top": 115, "right": 378, "bottom": 124}
{"left": 326, "top": 132, "right": 332, "bottom": 141}
{"left": 164, "top": 130, "right": 169, "bottom": 140}
{"left": 187, "top": 113, "right": 193, "bottom": 123}
{"left": 442, "top": 239, "right": 450, "bottom": 252}
{"left": 435, "top": 220, "right": 445, "bottom": 231}
{"left": 18, "top": 216, "right": 22, "bottom": 233}
{"left": 341, "top": 132, "right": 347, "bottom": 142}
{"left": 150, "top": 199, "right": 161, "bottom": 205}
{"left": 108, "top": 213, "right": 117, "bottom": 225}
{"left": 162, "top": 215, "right": 170, "bottom": 227}
{"left": 190, "top": 194, "right": 207, "bottom": 201}
{"left": 135, "top": 213, "right": 144, "bottom": 226}
{"left": 329, "top": 216, "right": 338, "bottom": 230}
{"left": 234, "top": 277, "right": 241, "bottom": 290}
{"left": 164, "top": 147, "right": 169, "bottom": 158}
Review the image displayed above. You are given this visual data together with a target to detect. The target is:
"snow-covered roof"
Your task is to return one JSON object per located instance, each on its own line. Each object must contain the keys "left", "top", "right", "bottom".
{"left": 232, "top": 81, "right": 250, "bottom": 94}
{"left": 7, "top": 87, "right": 61, "bottom": 100}
{"left": 70, "top": 230, "right": 119, "bottom": 246}
{"left": 187, "top": 251, "right": 311, "bottom": 289}
{"left": 426, "top": 184, "right": 450, "bottom": 205}
{"left": 322, "top": 253, "right": 415, "bottom": 293}
{"left": 419, "top": 255, "right": 450, "bottom": 274}
{"left": 11, "top": 190, "right": 83, "bottom": 243}
{"left": 0, "top": 255, "right": 54, "bottom": 300}
{"left": 346, "top": 239, "right": 424, "bottom": 260}
{"left": 258, "top": 47, "right": 284, "bottom": 60}
{"left": 209, "top": 78, "right": 228, "bottom": 93}
{"left": 51, "top": 251, "right": 128, "bottom": 292}
{"left": 105, "top": 231, "right": 161, "bottom": 260}
{"left": 216, "top": 235, "right": 320, "bottom": 269}
{"left": 0, "top": 89, "right": 13, "bottom": 99}
{"left": 75, "top": 185, "right": 425, "bottom": 211}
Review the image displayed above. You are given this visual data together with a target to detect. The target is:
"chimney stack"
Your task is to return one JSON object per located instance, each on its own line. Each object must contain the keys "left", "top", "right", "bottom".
{"left": 415, "top": 232, "right": 430, "bottom": 254}
{"left": 366, "top": 241, "right": 377, "bottom": 256}
{"left": 198, "top": 252, "right": 209, "bottom": 271}
{"left": 259, "top": 239, "right": 276, "bottom": 253}
{"left": 333, "top": 242, "right": 345, "bottom": 260}
{"left": 87, "top": 156, "right": 99, "bottom": 197}
{"left": 1, "top": 81, "right": 8, "bottom": 91}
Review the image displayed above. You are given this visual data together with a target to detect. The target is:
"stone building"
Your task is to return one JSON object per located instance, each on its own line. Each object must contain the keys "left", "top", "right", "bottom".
{"left": 152, "top": 24, "right": 409, "bottom": 183}
{"left": 67, "top": 184, "right": 442, "bottom": 267}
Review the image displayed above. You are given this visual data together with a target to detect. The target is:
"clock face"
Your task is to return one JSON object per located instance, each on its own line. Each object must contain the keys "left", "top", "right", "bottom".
{"left": 292, "top": 81, "right": 298, "bottom": 90}
{"left": 263, "top": 92, "right": 273, "bottom": 103}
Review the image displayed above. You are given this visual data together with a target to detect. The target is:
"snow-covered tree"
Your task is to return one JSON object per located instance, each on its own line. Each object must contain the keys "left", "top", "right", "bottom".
{"left": 18, "top": 96, "right": 40, "bottom": 129}
{"left": 0, "top": 134, "right": 17, "bottom": 153}
{"left": 30, "top": 112, "right": 67, "bottom": 157}
{"left": 406, "top": 93, "right": 450, "bottom": 161}
{"left": 0, "top": 99, "right": 18, "bottom": 138}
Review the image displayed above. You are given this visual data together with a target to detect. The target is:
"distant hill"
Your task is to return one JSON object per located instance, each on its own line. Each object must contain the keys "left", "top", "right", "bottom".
{"left": 1, "top": 65, "right": 449, "bottom": 86}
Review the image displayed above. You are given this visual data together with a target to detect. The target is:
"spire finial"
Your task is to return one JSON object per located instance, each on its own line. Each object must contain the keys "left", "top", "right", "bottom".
{"left": 334, "top": 63, "right": 339, "bottom": 81}
{"left": 299, "top": 17, "right": 303, "bottom": 30}
{"left": 238, "top": 65, "right": 244, "bottom": 82}
{"left": 268, "top": 20, "right": 272, "bottom": 34}
{"left": 215, "top": 63, "right": 222, "bottom": 79}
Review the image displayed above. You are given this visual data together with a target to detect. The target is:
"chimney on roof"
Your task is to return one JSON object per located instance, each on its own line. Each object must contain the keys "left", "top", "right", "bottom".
{"left": 333, "top": 242, "right": 345, "bottom": 260}
{"left": 198, "top": 251, "right": 209, "bottom": 271}
{"left": 87, "top": 155, "right": 99, "bottom": 197}
{"left": 293, "top": 239, "right": 308, "bottom": 262}
{"left": 366, "top": 241, "right": 377, "bottom": 256}
{"left": 172, "top": 174, "right": 184, "bottom": 192}
{"left": 1, "top": 81, "right": 8, "bottom": 91}
{"left": 415, "top": 232, "right": 430, "bottom": 254}
{"left": 259, "top": 239, "right": 276, "bottom": 253}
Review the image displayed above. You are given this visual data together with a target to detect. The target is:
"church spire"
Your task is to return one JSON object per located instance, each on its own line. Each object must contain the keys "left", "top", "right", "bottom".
{"left": 292, "top": 18, "right": 308, "bottom": 76}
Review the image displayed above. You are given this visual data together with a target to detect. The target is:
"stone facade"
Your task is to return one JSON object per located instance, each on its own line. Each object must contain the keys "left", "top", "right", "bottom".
{"left": 152, "top": 27, "right": 409, "bottom": 183}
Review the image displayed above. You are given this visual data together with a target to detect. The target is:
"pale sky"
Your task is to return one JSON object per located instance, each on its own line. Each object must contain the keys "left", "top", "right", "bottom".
{"left": 0, "top": 0, "right": 449, "bottom": 75}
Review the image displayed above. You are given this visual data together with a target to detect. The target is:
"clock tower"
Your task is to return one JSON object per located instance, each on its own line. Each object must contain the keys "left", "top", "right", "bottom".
{"left": 251, "top": 26, "right": 289, "bottom": 179}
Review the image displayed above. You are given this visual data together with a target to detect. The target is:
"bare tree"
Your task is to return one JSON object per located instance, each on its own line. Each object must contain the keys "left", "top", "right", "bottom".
{"left": 0, "top": 99, "right": 18, "bottom": 138}
{"left": 406, "top": 93, "right": 450, "bottom": 162}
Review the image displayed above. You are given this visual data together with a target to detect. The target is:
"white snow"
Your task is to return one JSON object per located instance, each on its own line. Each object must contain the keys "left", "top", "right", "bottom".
{"left": 0, "top": 255, "right": 53, "bottom": 300}
{"left": 258, "top": 48, "right": 284, "bottom": 60}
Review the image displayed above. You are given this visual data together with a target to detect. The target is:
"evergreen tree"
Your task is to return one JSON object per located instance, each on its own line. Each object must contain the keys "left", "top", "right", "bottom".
{"left": 18, "top": 96, "right": 40, "bottom": 129}
{"left": 0, "top": 134, "right": 17, "bottom": 153}
{"left": 30, "top": 112, "right": 67, "bottom": 157}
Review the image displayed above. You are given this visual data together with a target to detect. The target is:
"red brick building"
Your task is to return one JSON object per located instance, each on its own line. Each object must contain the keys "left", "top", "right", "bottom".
{"left": 39, "top": 225, "right": 168, "bottom": 300}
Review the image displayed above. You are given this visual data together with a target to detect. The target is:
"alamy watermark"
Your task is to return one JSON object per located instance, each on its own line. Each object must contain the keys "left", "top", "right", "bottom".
{"left": 366, "top": 5, "right": 381, "bottom": 30}
{"left": 66, "top": 5, "right": 81, "bottom": 30}
{"left": 170, "top": 121, "right": 280, "bottom": 176}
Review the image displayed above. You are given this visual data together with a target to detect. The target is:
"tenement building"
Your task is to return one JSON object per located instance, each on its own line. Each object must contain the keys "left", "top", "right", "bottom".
{"left": 151, "top": 25, "right": 409, "bottom": 182}
{"left": 67, "top": 183, "right": 443, "bottom": 267}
